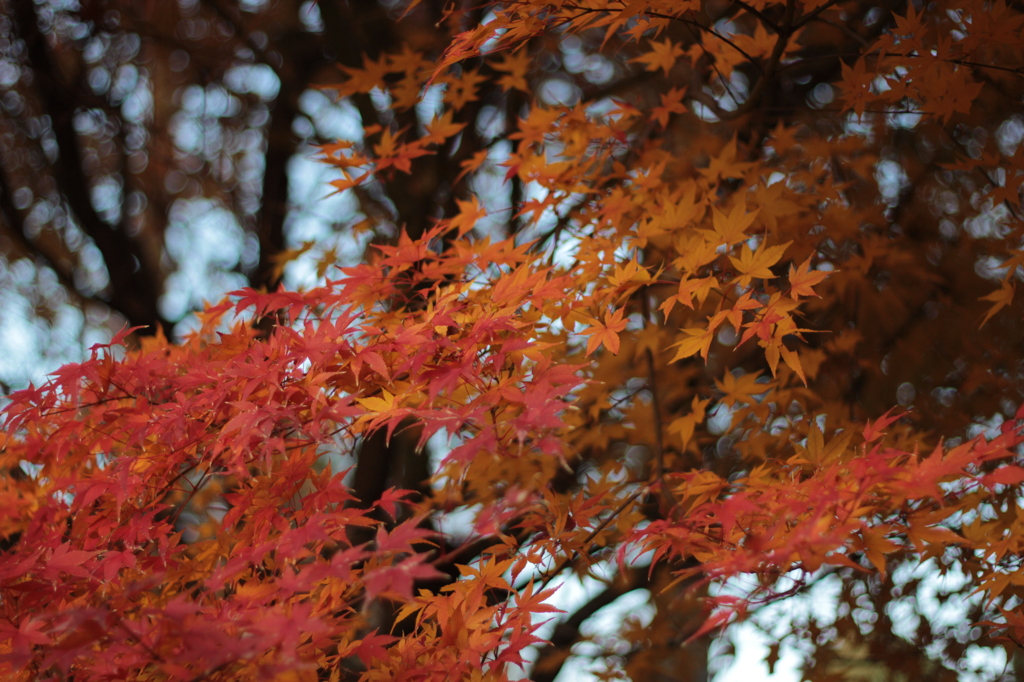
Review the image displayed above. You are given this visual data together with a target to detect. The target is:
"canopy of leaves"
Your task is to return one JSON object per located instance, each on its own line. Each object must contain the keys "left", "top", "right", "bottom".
{"left": 3, "top": 0, "right": 1024, "bottom": 681}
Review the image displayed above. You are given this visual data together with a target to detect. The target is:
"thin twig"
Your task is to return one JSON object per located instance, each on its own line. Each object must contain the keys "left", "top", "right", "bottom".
{"left": 640, "top": 292, "right": 665, "bottom": 482}
{"left": 731, "top": 0, "right": 782, "bottom": 33}
{"left": 523, "top": 484, "right": 650, "bottom": 594}
{"left": 807, "top": 15, "right": 869, "bottom": 46}
{"left": 556, "top": 3, "right": 764, "bottom": 72}
{"left": 792, "top": 0, "right": 843, "bottom": 29}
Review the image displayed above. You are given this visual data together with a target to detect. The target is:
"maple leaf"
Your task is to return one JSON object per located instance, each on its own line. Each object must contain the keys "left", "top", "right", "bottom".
{"left": 669, "top": 327, "right": 714, "bottom": 362}
{"left": 651, "top": 87, "right": 688, "bottom": 128}
{"left": 580, "top": 308, "right": 628, "bottom": 356}
{"left": 268, "top": 240, "right": 316, "bottom": 282}
{"left": 358, "top": 389, "right": 396, "bottom": 414}
{"left": 892, "top": 1, "right": 925, "bottom": 38}
{"left": 373, "top": 127, "right": 431, "bottom": 173}
{"left": 788, "top": 257, "right": 831, "bottom": 300}
{"left": 89, "top": 324, "right": 147, "bottom": 352}
{"left": 779, "top": 343, "right": 807, "bottom": 385}
{"left": 837, "top": 58, "right": 874, "bottom": 117}
{"left": 982, "top": 465, "right": 1024, "bottom": 488}
{"left": 862, "top": 408, "right": 905, "bottom": 444}
{"left": 445, "top": 68, "right": 487, "bottom": 110}
{"left": 632, "top": 38, "right": 684, "bottom": 76}
{"left": 979, "top": 280, "right": 1014, "bottom": 328}
{"left": 363, "top": 556, "right": 446, "bottom": 602}
{"left": 335, "top": 53, "right": 390, "bottom": 97}
{"left": 674, "top": 276, "right": 716, "bottom": 312}
{"left": 722, "top": 290, "right": 761, "bottom": 334}
{"left": 685, "top": 602, "right": 741, "bottom": 643}
{"left": 710, "top": 201, "right": 758, "bottom": 247}
{"left": 44, "top": 544, "right": 96, "bottom": 580}
{"left": 801, "top": 424, "right": 853, "bottom": 467}
{"left": 667, "top": 396, "right": 710, "bottom": 448}
{"left": 448, "top": 196, "right": 488, "bottom": 237}
{"left": 986, "top": 170, "right": 1024, "bottom": 208}
{"left": 455, "top": 149, "right": 490, "bottom": 184}
{"left": 607, "top": 258, "right": 652, "bottom": 289}
{"left": 715, "top": 370, "right": 767, "bottom": 407}
{"left": 513, "top": 580, "right": 562, "bottom": 616}
{"left": 699, "top": 136, "right": 754, "bottom": 181}
{"left": 767, "top": 120, "right": 801, "bottom": 156}
{"left": 729, "top": 240, "right": 791, "bottom": 287}
{"left": 491, "top": 50, "right": 531, "bottom": 93}
{"left": 1, "top": 617, "right": 51, "bottom": 669}
{"left": 353, "top": 631, "right": 398, "bottom": 668}
{"left": 729, "top": 21, "right": 775, "bottom": 60}
{"left": 423, "top": 110, "right": 467, "bottom": 146}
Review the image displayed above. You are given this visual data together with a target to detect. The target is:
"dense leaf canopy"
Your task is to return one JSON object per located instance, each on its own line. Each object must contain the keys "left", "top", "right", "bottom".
{"left": 3, "top": 0, "right": 1024, "bottom": 680}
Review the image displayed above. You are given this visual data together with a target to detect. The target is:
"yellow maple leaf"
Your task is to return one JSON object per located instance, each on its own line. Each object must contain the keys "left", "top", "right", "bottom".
{"left": 358, "top": 389, "right": 395, "bottom": 414}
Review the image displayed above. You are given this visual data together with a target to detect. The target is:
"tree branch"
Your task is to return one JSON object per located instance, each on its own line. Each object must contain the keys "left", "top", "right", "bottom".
{"left": 530, "top": 567, "right": 650, "bottom": 682}
{"left": 12, "top": 0, "right": 167, "bottom": 333}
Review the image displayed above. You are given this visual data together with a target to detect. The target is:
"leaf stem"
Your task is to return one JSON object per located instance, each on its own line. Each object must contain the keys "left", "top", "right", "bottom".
{"left": 641, "top": 292, "right": 666, "bottom": 483}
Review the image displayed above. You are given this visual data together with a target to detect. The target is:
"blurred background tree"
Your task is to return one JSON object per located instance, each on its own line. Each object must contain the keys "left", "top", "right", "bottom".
{"left": 0, "top": 0, "right": 450, "bottom": 387}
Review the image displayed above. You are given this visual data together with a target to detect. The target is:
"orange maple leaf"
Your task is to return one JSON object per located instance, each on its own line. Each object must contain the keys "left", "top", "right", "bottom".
{"left": 336, "top": 53, "right": 391, "bottom": 98}
{"left": 669, "top": 327, "right": 714, "bottom": 362}
{"left": 424, "top": 110, "right": 467, "bottom": 146}
{"left": 710, "top": 201, "right": 758, "bottom": 247}
{"left": 651, "top": 87, "right": 688, "bottom": 128}
{"left": 455, "top": 149, "right": 490, "bottom": 185}
{"left": 581, "top": 308, "right": 628, "bottom": 356}
{"left": 632, "top": 38, "right": 684, "bottom": 76}
{"left": 980, "top": 280, "right": 1014, "bottom": 328}
{"left": 729, "top": 240, "right": 791, "bottom": 287}
{"left": 448, "top": 197, "right": 487, "bottom": 237}
{"left": 445, "top": 68, "right": 487, "bottom": 110}
{"left": 491, "top": 50, "right": 531, "bottom": 93}
{"left": 788, "top": 257, "right": 831, "bottom": 300}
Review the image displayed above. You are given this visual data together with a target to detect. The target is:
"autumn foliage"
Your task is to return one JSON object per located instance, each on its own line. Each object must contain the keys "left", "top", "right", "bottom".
{"left": 4, "top": 0, "right": 1024, "bottom": 680}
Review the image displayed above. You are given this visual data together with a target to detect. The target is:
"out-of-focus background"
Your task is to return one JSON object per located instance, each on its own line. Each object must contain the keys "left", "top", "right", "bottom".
{"left": 0, "top": 0, "right": 397, "bottom": 388}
